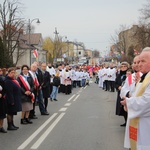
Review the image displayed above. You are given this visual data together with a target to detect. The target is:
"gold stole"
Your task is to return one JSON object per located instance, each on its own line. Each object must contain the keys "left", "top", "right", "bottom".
{"left": 129, "top": 73, "right": 150, "bottom": 150}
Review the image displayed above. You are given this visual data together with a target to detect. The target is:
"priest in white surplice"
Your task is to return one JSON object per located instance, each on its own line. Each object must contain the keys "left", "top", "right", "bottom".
{"left": 98, "top": 65, "right": 103, "bottom": 88}
{"left": 121, "top": 48, "right": 150, "bottom": 150}
{"left": 120, "top": 55, "right": 142, "bottom": 149}
{"left": 120, "top": 55, "right": 142, "bottom": 98}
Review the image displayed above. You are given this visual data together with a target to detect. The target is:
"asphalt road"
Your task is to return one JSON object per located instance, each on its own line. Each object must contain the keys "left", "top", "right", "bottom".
{"left": 0, "top": 79, "right": 126, "bottom": 150}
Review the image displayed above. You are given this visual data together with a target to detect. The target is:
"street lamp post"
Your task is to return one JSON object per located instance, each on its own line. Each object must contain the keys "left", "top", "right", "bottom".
{"left": 67, "top": 40, "right": 69, "bottom": 62}
{"left": 28, "top": 18, "right": 40, "bottom": 66}
{"left": 61, "top": 36, "right": 67, "bottom": 63}
{"left": 53, "top": 27, "right": 59, "bottom": 64}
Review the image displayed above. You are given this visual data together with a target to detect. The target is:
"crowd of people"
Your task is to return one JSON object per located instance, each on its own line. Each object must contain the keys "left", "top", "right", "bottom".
{"left": 97, "top": 61, "right": 131, "bottom": 126}
{"left": 0, "top": 62, "right": 91, "bottom": 133}
{"left": 96, "top": 47, "right": 150, "bottom": 150}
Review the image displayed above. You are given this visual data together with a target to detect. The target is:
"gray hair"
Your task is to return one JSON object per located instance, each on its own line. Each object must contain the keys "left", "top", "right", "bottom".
{"left": 31, "top": 63, "right": 37, "bottom": 68}
{"left": 120, "top": 61, "right": 130, "bottom": 68}
{"left": 142, "top": 47, "right": 150, "bottom": 52}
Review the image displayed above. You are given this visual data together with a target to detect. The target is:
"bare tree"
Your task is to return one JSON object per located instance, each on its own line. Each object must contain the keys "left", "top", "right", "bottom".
{"left": 132, "top": 24, "right": 150, "bottom": 49}
{"left": 111, "top": 25, "right": 128, "bottom": 55}
{"left": 53, "top": 36, "right": 67, "bottom": 60}
{"left": 139, "top": 0, "right": 150, "bottom": 25}
{"left": 0, "top": 0, "right": 24, "bottom": 67}
{"left": 92, "top": 50, "right": 100, "bottom": 58}
{"left": 134, "top": 0, "right": 150, "bottom": 49}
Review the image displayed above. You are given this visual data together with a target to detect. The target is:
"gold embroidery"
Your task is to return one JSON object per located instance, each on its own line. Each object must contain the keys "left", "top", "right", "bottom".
{"left": 129, "top": 73, "right": 150, "bottom": 150}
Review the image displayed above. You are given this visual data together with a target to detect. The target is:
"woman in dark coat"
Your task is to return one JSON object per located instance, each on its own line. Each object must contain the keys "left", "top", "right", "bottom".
{"left": 17, "top": 65, "right": 34, "bottom": 124}
{"left": 41, "top": 63, "right": 50, "bottom": 112}
{"left": 0, "top": 68, "right": 7, "bottom": 133}
{"left": 115, "top": 62, "right": 129, "bottom": 127}
{"left": 5, "top": 68, "right": 22, "bottom": 130}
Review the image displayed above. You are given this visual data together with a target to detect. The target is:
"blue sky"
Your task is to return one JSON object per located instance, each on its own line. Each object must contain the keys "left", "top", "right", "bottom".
{"left": 22, "top": 0, "right": 145, "bottom": 55}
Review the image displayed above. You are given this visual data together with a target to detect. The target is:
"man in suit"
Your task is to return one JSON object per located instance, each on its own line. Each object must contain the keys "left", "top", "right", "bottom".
{"left": 34, "top": 62, "right": 49, "bottom": 116}
{"left": 41, "top": 63, "right": 50, "bottom": 113}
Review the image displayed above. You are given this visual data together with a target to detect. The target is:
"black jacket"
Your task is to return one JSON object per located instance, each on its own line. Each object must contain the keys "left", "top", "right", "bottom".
{"left": 36, "top": 68, "right": 44, "bottom": 86}
{"left": 115, "top": 71, "right": 127, "bottom": 116}
{"left": 42, "top": 71, "right": 50, "bottom": 98}
{"left": 5, "top": 76, "right": 22, "bottom": 113}
{"left": 17, "top": 73, "right": 34, "bottom": 103}
{"left": 0, "top": 75, "right": 7, "bottom": 118}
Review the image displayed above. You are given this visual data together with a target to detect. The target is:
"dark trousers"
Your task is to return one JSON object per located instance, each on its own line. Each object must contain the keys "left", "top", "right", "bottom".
{"left": 62, "top": 84, "right": 65, "bottom": 93}
{"left": 44, "top": 98, "right": 48, "bottom": 111}
{"left": 30, "top": 89, "right": 46, "bottom": 117}
{"left": 65, "top": 85, "right": 71, "bottom": 94}
{"left": 104, "top": 80, "right": 109, "bottom": 91}
{"left": 30, "top": 102, "right": 36, "bottom": 117}
{"left": 77, "top": 81, "right": 81, "bottom": 87}
{"left": 72, "top": 80, "right": 77, "bottom": 88}
{"left": 103, "top": 81, "right": 106, "bottom": 90}
{"left": 37, "top": 89, "right": 45, "bottom": 113}
{"left": 49, "top": 83, "right": 53, "bottom": 95}
{"left": 124, "top": 112, "right": 127, "bottom": 123}
{"left": 59, "top": 84, "right": 63, "bottom": 93}
{"left": 29, "top": 89, "right": 37, "bottom": 117}
{"left": 109, "top": 81, "right": 115, "bottom": 92}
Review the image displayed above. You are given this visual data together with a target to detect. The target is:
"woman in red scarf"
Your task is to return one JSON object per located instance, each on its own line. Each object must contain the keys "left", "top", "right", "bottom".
{"left": 5, "top": 68, "right": 22, "bottom": 130}
{"left": 17, "top": 65, "right": 34, "bottom": 124}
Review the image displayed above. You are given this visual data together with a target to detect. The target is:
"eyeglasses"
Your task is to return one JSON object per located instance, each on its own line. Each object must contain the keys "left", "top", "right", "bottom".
{"left": 23, "top": 69, "right": 28, "bottom": 70}
{"left": 121, "top": 65, "right": 127, "bottom": 68}
{"left": 10, "top": 71, "right": 16, "bottom": 74}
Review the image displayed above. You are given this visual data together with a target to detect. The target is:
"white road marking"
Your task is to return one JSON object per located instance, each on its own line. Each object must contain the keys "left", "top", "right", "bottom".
{"left": 84, "top": 86, "right": 87, "bottom": 89}
{"left": 67, "top": 94, "right": 75, "bottom": 102}
{"left": 64, "top": 103, "right": 71, "bottom": 106}
{"left": 73, "top": 95, "right": 80, "bottom": 101}
{"left": 59, "top": 107, "right": 68, "bottom": 111}
{"left": 31, "top": 113, "right": 65, "bottom": 149}
{"left": 17, "top": 113, "right": 58, "bottom": 150}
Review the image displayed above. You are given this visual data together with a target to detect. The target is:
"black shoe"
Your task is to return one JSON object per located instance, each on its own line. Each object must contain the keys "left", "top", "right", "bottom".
{"left": 29, "top": 115, "right": 38, "bottom": 119}
{"left": 21, "top": 119, "right": 28, "bottom": 125}
{"left": 45, "top": 110, "right": 49, "bottom": 114}
{"left": 53, "top": 99, "right": 58, "bottom": 101}
{"left": 26, "top": 118, "right": 33, "bottom": 124}
{"left": 35, "top": 102, "right": 39, "bottom": 106}
{"left": 12, "top": 124, "right": 19, "bottom": 129}
{"left": 12, "top": 121, "right": 19, "bottom": 129}
{"left": 50, "top": 97, "right": 53, "bottom": 101}
{"left": 120, "top": 123, "right": 126, "bottom": 127}
{"left": 41, "top": 112, "right": 49, "bottom": 115}
{"left": 7, "top": 123, "right": 17, "bottom": 130}
{"left": 0, "top": 127, "right": 7, "bottom": 133}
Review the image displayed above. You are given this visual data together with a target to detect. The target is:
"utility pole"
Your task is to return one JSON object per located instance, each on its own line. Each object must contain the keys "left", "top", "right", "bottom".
{"left": 67, "top": 40, "right": 69, "bottom": 63}
{"left": 77, "top": 43, "right": 79, "bottom": 63}
{"left": 60, "top": 36, "right": 67, "bottom": 63}
{"left": 54, "top": 27, "right": 59, "bottom": 63}
{"left": 28, "top": 18, "right": 40, "bottom": 66}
